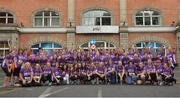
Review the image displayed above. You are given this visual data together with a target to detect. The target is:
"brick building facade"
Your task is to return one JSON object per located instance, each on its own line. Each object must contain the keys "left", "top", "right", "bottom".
{"left": 0, "top": 0, "right": 180, "bottom": 65}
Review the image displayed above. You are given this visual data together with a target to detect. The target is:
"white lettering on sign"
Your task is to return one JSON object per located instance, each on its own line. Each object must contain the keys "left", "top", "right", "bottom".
{"left": 76, "top": 26, "right": 119, "bottom": 33}
{"left": 93, "top": 27, "right": 101, "bottom": 31}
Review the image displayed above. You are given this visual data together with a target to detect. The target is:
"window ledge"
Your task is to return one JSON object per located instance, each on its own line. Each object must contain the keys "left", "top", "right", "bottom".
{"left": 128, "top": 26, "right": 176, "bottom": 32}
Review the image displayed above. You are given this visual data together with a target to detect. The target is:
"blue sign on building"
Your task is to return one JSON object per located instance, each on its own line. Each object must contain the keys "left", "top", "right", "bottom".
{"left": 90, "top": 39, "right": 96, "bottom": 45}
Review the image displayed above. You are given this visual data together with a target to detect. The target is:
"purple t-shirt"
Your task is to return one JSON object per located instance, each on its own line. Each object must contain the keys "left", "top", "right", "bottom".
{"left": 97, "top": 66, "right": 105, "bottom": 74}
{"left": 144, "top": 65, "right": 156, "bottom": 72}
{"left": 58, "top": 58, "right": 66, "bottom": 65}
{"left": 87, "top": 66, "right": 96, "bottom": 74}
{"left": 93, "top": 56, "right": 101, "bottom": 65}
{"left": 52, "top": 67, "right": 61, "bottom": 76}
{"left": 133, "top": 58, "right": 141, "bottom": 66}
{"left": 33, "top": 68, "right": 42, "bottom": 76}
{"left": 80, "top": 67, "right": 87, "bottom": 74}
{"left": 43, "top": 67, "right": 52, "bottom": 76}
{"left": 141, "top": 57, "right": 149, "bottom": 65}
{"left": 167, "top": 52, "right": 176, "bottom": 64}
{"left": 122, "top": 56, "right": 130, "bottom": 66}
{"left": 162, "top": 67, "right": 173, "bottom": 76}
{"left": 116, "top": 66, "right": 124, "bottom": 73}
{"left": 20, "top": 68, "right": 33, "bottom": 77}
{"left": 112, "top": 57, "right": 119, "bottom": 65}
{"left": 126, "top": 65, "right": 136, "bottom": 73}
{"left": 156, "top": 65, "right": 163, "bottom": 73}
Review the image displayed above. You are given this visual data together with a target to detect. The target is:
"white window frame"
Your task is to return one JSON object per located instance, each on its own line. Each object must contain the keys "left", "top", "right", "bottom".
{"left": 0, "top": 41, "right": 10, "bottom": 58}
{"left": 82, "top": 10, "right": 112, "bottom": 26}
{"left": 0, "top": 12, "right": 14, "bottom": 24}
{"left": 80, "top": 41, "right": 116, "bottom": 49}
{"left": 134, "top": 42, "right": 165, "bottom": 53}
{"left": 135, "top": 10, "right": 161, "bottom": 26}
{"left": 31, "top": 42, "right": 62, "bottom": 50}
{"left": 33, "top": 11, "right": 60, "bottom": 27}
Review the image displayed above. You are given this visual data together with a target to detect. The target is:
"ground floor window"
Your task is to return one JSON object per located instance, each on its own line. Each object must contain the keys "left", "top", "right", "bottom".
{"left": 134, "top": 41, "right": 165, "bottom": 53}
{"left": 0, "top": 41, "right": 9, "bottom": 57}
{"left": 31, "top": 42, "right": 62, "bottom": 54}
{"left": 80, "top": 41, "right": 116, "bottom": 49}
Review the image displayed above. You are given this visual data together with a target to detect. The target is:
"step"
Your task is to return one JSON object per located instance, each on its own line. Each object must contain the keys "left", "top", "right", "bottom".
{"left": 176, "top": 78, "right": 180, "bottom": 84}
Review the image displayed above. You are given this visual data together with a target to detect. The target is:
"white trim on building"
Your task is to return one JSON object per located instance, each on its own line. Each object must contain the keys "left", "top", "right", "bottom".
{"left": 127, "top": 26, "right": 176, "bottom": 32}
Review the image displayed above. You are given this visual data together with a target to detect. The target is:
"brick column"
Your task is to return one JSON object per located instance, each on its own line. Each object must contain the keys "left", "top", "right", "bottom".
{"left": 67, "top": 0, "right": 75, "bottom": 27}
{"left": 120, "top": 0, "right": 127, "bottom": 26}
{"left": 66, "top": 0, "right": 76, "bottom": 49}
{"left": 119, "top": 0, "right": 128, "bottom": 51}
{"left": 120, "top": 30, "right": 129, "bottom": 50}
{"left": 66, "top": 28, "right": 76, "bottom": 49}
{"left": 176, "top": 32, "right": 180, "bottom": 66}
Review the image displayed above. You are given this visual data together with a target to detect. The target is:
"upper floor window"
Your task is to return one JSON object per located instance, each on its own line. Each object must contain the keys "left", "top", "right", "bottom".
{"left": 0, "top": 12, "right": 14, "bottom": 24}
{"left": 135, "top": 10, "right": 161, "bottom": 26}
{"left": 82, "top": 10, "right": 112, "bottom": 26}
{"left": 34, "top": 11, "right": 60, "bottom": 27}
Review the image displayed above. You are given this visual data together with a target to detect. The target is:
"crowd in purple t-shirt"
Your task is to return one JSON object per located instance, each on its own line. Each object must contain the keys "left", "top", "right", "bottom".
{"left": 1, "top": 47, "right": 177, "bottom": 87}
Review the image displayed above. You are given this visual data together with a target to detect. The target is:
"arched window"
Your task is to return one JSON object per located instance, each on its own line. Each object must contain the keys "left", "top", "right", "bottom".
{"left": 34, "top": 11, "right": 60, "bottom": 27}
{"left": 135, "top": 9, "right": 161, "bottom": 26}
{"left": 80, "top": 41, "right": 115, "bottom": 49}
{"left": 0, "top": 12, "right": 14, "bottom": 24}
{"left": 82, "top": 10, "right": 112, "bottom": 26}
{"left": 31, "top": 42, "right": 62, "bottom": 54}
{"left": 134, "top": 42, "right": 164, "bottom": 53}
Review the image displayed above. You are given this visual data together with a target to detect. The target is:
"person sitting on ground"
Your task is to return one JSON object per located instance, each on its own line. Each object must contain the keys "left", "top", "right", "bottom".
{"left": 116, "top": 61, "right": 125, "bottom": 85}
{"left": 42, "top": 62, "right": 52, "bottom": 86}
{"left": 19, "top": 62, "right": 33, "bottom": 87}
{"left": 125, "top": 61, "right": 137, "bottom": 85}
{"left": 33, "top": 63, "right": 43, "bottom": 86}
{"left": 144, "top": 59, "right": 157, "bottom": 85}
{"left": 52, "top": 62, "right": 63, "bottom": 85}
{"left": 161, "top": 63, "right": 175, "bottom": 86}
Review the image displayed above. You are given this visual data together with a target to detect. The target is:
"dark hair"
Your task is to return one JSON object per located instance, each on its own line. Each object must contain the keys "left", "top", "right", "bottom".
{"left": 38, "top": 47, "right": 42, "bottom": 51}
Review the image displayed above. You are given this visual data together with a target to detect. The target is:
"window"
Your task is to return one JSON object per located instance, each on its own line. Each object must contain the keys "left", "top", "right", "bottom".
{"left": 34, "top": 11, "right": 59, "bottom": 27}
{"left": 80, "top": 41, "right": 115, "bottom": 49}
{"left": 0, "top": 12, "right": 14, "bottom": 24}
{"left": 135, "top": 10, "right": 161, "bottom": 26}
{"left": 31, "top": 42, "right": 62, "bottom": 54}
{"left": 0, "top": 41, "right": 9, "bottom": 57}
{"left": 82, "top": 10, "right": 112, "bottom": 26}
{"left": 134, "top": 42, "right": 164, "bottom": 53}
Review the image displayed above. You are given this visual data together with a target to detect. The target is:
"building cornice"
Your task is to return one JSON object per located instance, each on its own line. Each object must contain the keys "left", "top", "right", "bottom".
{"left": 18, "top": 27, "right": 75, "bottom": 33}
{"left": 0, "top": 26, "right": 176, "bottom": 33}
{"left": 126, "top": 26, "right": 176, "bottom": 33}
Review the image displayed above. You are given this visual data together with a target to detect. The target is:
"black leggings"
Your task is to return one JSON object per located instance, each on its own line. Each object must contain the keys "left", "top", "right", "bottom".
{"left": 1, "top": 67, "right": 12, "bottom": 77}
{"left": 70, "top": 75, "right": 79, "bottom": 81}
{"left": 20, "top": 79, "right": 32, "bottom": 87}
{"left": 79, "top": 74, "right": 88, "bottom": 81}
{"left": 42, "top": 74, "right": 52, "bottom": 83}
{"left": 148, "top": 73, "right": 157, "bottom": 82}
{"left": 162, "top": 75, "right": 174, "bottom": 83}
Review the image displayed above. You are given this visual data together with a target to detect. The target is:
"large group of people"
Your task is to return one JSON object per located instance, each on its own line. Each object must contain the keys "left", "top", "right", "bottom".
{"left": 0, "top": 46, "right": 177, "bottom": 87}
